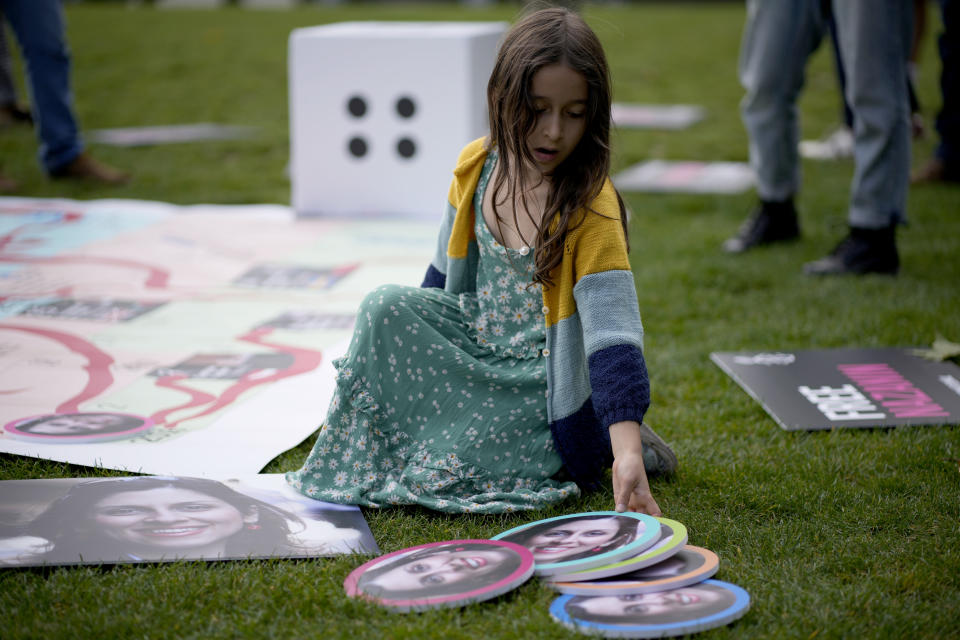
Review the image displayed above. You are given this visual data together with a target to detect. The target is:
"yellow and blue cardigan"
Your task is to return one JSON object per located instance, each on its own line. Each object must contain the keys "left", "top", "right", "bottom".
{"left": 422, "top": 138, "right": 650, "bottom": 490}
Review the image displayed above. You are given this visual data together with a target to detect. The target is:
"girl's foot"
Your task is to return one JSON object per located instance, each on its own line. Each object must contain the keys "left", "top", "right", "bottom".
{"left": 639, "top": 422, "right": 678, "bottom": 476}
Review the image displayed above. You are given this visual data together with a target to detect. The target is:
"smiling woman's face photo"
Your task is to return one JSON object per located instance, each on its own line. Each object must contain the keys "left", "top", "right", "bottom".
{"left": 91, "top": 487, "right": 257, "bottom": 553}
{"left": 363, "top": 547, "right": 514, "bottom": 593}
{"left": 565, "top": 583, "right": 739, "bottom": 626}
{"left": 19, "top": 413, "right": 137, "bottom": 436}
{"left": 526, "top": 518, "right": 621, "bottom": 562}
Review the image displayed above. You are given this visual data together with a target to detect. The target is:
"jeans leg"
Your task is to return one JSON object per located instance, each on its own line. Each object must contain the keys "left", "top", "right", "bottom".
{"left": 831, "top": 0, "right": 912, "bottom": 228}
{"left": 0, "top": 0, "right": 83, "bottom": 173}
{"left": 825, "top": 12, "right": 855, "bottom": 129}
{"left": 739, "top": 0, "right": 824, "bottom": 201}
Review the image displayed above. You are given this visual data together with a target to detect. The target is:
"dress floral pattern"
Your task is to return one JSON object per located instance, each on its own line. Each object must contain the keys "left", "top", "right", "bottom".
{"left": 286, "top": 152, "right": 579, "bottom": 513}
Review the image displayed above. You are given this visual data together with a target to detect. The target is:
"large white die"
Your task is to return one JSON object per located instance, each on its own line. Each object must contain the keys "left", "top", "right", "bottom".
{"left": 289, "top": 21, "right": 506, "bottom": 218}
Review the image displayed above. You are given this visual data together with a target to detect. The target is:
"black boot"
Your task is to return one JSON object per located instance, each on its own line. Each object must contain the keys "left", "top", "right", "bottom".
{"left": 803, "top": 225, "right": 899, "bottom": 276}
{"left": 723, "top": 199, "right": 800, "bottom": 253}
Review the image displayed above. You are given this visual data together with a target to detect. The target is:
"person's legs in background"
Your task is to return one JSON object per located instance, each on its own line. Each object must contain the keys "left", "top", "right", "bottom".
{"left": 0, "top": 15, "right": 31, "bottom": 126}
{"left": 0, "top": 0, "right": 128, "bottom": 185}
{"left": 804, "top": 0, "right": 912, "bottom": 275}
{"left": 724, "top": 0, "right": 824, "bottom": 254}
{"left": 0, "top": 13, "right": 29, "bottom": 192}
{"left": 913, "top": 0, "right": 959, "bottom": 183}
{"left": 801, "top": 0, "right": 925, "bottom": 161}
{"left": 798, "top": 8, "right": 855, "bottom": 162}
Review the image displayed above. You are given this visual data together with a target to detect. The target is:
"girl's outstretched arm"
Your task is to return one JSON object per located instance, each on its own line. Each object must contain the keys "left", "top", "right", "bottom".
{"left": 609, "top": 420, "right": 662, "bottom": 517}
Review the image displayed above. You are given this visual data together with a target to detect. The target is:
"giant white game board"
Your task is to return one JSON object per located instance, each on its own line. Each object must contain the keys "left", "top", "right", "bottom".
{"left": 0, "top": 197, "right": 435, "bottom": 475}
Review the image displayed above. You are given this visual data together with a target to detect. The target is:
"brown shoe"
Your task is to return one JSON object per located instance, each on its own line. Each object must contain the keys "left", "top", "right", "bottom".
{"left": 51, "top": 152, "right": 130, "bottom": 185}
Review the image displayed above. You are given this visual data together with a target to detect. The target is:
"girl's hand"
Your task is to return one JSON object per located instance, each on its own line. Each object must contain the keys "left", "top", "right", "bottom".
{"left": 609, "top": 421, "right": 662, "bottom": 517}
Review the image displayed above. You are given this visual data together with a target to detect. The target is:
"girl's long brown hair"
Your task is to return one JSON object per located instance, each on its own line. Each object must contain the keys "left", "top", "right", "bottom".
{"left": 486, "top": 6, "right": 628, "bottom": 288}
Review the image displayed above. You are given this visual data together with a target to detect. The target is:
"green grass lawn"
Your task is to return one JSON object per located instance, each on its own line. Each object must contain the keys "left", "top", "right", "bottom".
{"left": 2, "top": 3, "right": 959, "bottom": 638}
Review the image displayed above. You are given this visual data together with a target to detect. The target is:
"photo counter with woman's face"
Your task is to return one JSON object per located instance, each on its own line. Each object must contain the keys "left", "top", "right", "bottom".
{"left": 358, "top": 544, "right": 522, "bottom": 599}
{"left": 493, "top": 512, "right": 660, "bottom": 576}
{"left": 0, "top": 474, "right": 378, "bottom": 567}
{"left": 346, "top": 540, "right": 535, "bottom": 611}
{"left": 5, "top": 412, "right": 154, "bottom": 443}
{"left": 567, "top": 585, "right": 733, "bottom": 622}
{"left": 552, "top": 580, "right": 751, "bottom": 635}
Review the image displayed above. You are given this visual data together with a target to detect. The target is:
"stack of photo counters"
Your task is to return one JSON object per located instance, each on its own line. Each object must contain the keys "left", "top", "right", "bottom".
{"left": 494, "top": 511, "right": 750, "bottom": 638}
{"left": 344, "top": 511, "right": 749, "bottom": 637}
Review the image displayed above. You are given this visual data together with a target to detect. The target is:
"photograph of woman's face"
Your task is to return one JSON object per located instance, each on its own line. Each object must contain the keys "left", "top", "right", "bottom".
{"left": 364, "top": 547, "right": 514, "bottom": 593}
{"left": 525, "top": 518, "right": 621, "bottom": 563}
{"left": 630, "top": 554, "right": 688, "bottom": 579}
{"left": 570, "top": 585, "right": 731, "bottom": 621}
{"left": 23, "top": 413, "right": 131, "bottom": 436}
{"left": 91, "top": 487, "right": 256, "bottom": 553}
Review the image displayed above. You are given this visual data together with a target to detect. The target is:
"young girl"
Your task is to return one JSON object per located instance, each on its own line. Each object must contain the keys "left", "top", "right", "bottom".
{"left": 287, "top": 7, "right": 676, "bottom": 516}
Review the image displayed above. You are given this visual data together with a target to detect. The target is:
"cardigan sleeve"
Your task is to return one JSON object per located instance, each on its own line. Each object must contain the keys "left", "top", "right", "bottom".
{"left": 422, "top": 168, "right": 462, "bottom": 288}
{"left": 422, "top": 201, "right": 456, "bottom": 288}
{"left": 574, "top": 270, "right": 650, "bottom": 428}
{"left": 423, "top": 139, "right": 486, "bottom": 289}
{"left": 571, "top": 206, "right": 631, "bottom": 281}
{"left": 588, "top": 343, "right": 650, "bottom": 427}
{"left": 571, "top": 210, "right": 650, "bottom": 428}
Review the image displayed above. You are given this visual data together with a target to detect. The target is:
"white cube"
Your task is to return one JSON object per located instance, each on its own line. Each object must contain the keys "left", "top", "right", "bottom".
{"left": 289, "top": 21, "right": 506, "bottom": 219}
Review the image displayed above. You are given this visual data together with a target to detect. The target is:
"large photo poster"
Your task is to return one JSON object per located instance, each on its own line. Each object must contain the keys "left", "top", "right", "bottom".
{"left": 711, "top": 348, "right": 960, "bottom": 431}
{"left": 0, "top": 474, "right": 380, "bottom": 567}
{"left": 0, "top": 198, "right": 435, "bottom": 474}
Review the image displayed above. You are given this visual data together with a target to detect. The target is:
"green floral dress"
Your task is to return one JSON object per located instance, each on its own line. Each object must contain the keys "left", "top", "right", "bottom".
{"left": 286, "top": 152, "right": 579, "bottom": 513}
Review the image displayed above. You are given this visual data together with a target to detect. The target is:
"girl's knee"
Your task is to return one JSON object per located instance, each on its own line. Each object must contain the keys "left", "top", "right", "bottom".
{"left": 358, "top": 285, "right": 414, "bottom": 321}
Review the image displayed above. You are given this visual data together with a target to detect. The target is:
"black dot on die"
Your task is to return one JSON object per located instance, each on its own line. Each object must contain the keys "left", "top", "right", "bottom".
{"left": 348, "top": 136, "right": 368, "bottom": 158}
{"left": 397, "top": 137, "right": 417, "bottom": 159}
{"left": 347, "top": 96, "right": 367, "bottom": 118}
{"left": 396, "top": 97, "right": 416, "bottom": 119}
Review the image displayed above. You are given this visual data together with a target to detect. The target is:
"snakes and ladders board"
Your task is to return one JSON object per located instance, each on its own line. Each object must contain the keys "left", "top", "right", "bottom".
{"left": 0, "top": 197, "right": 435, "bottom": 475}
